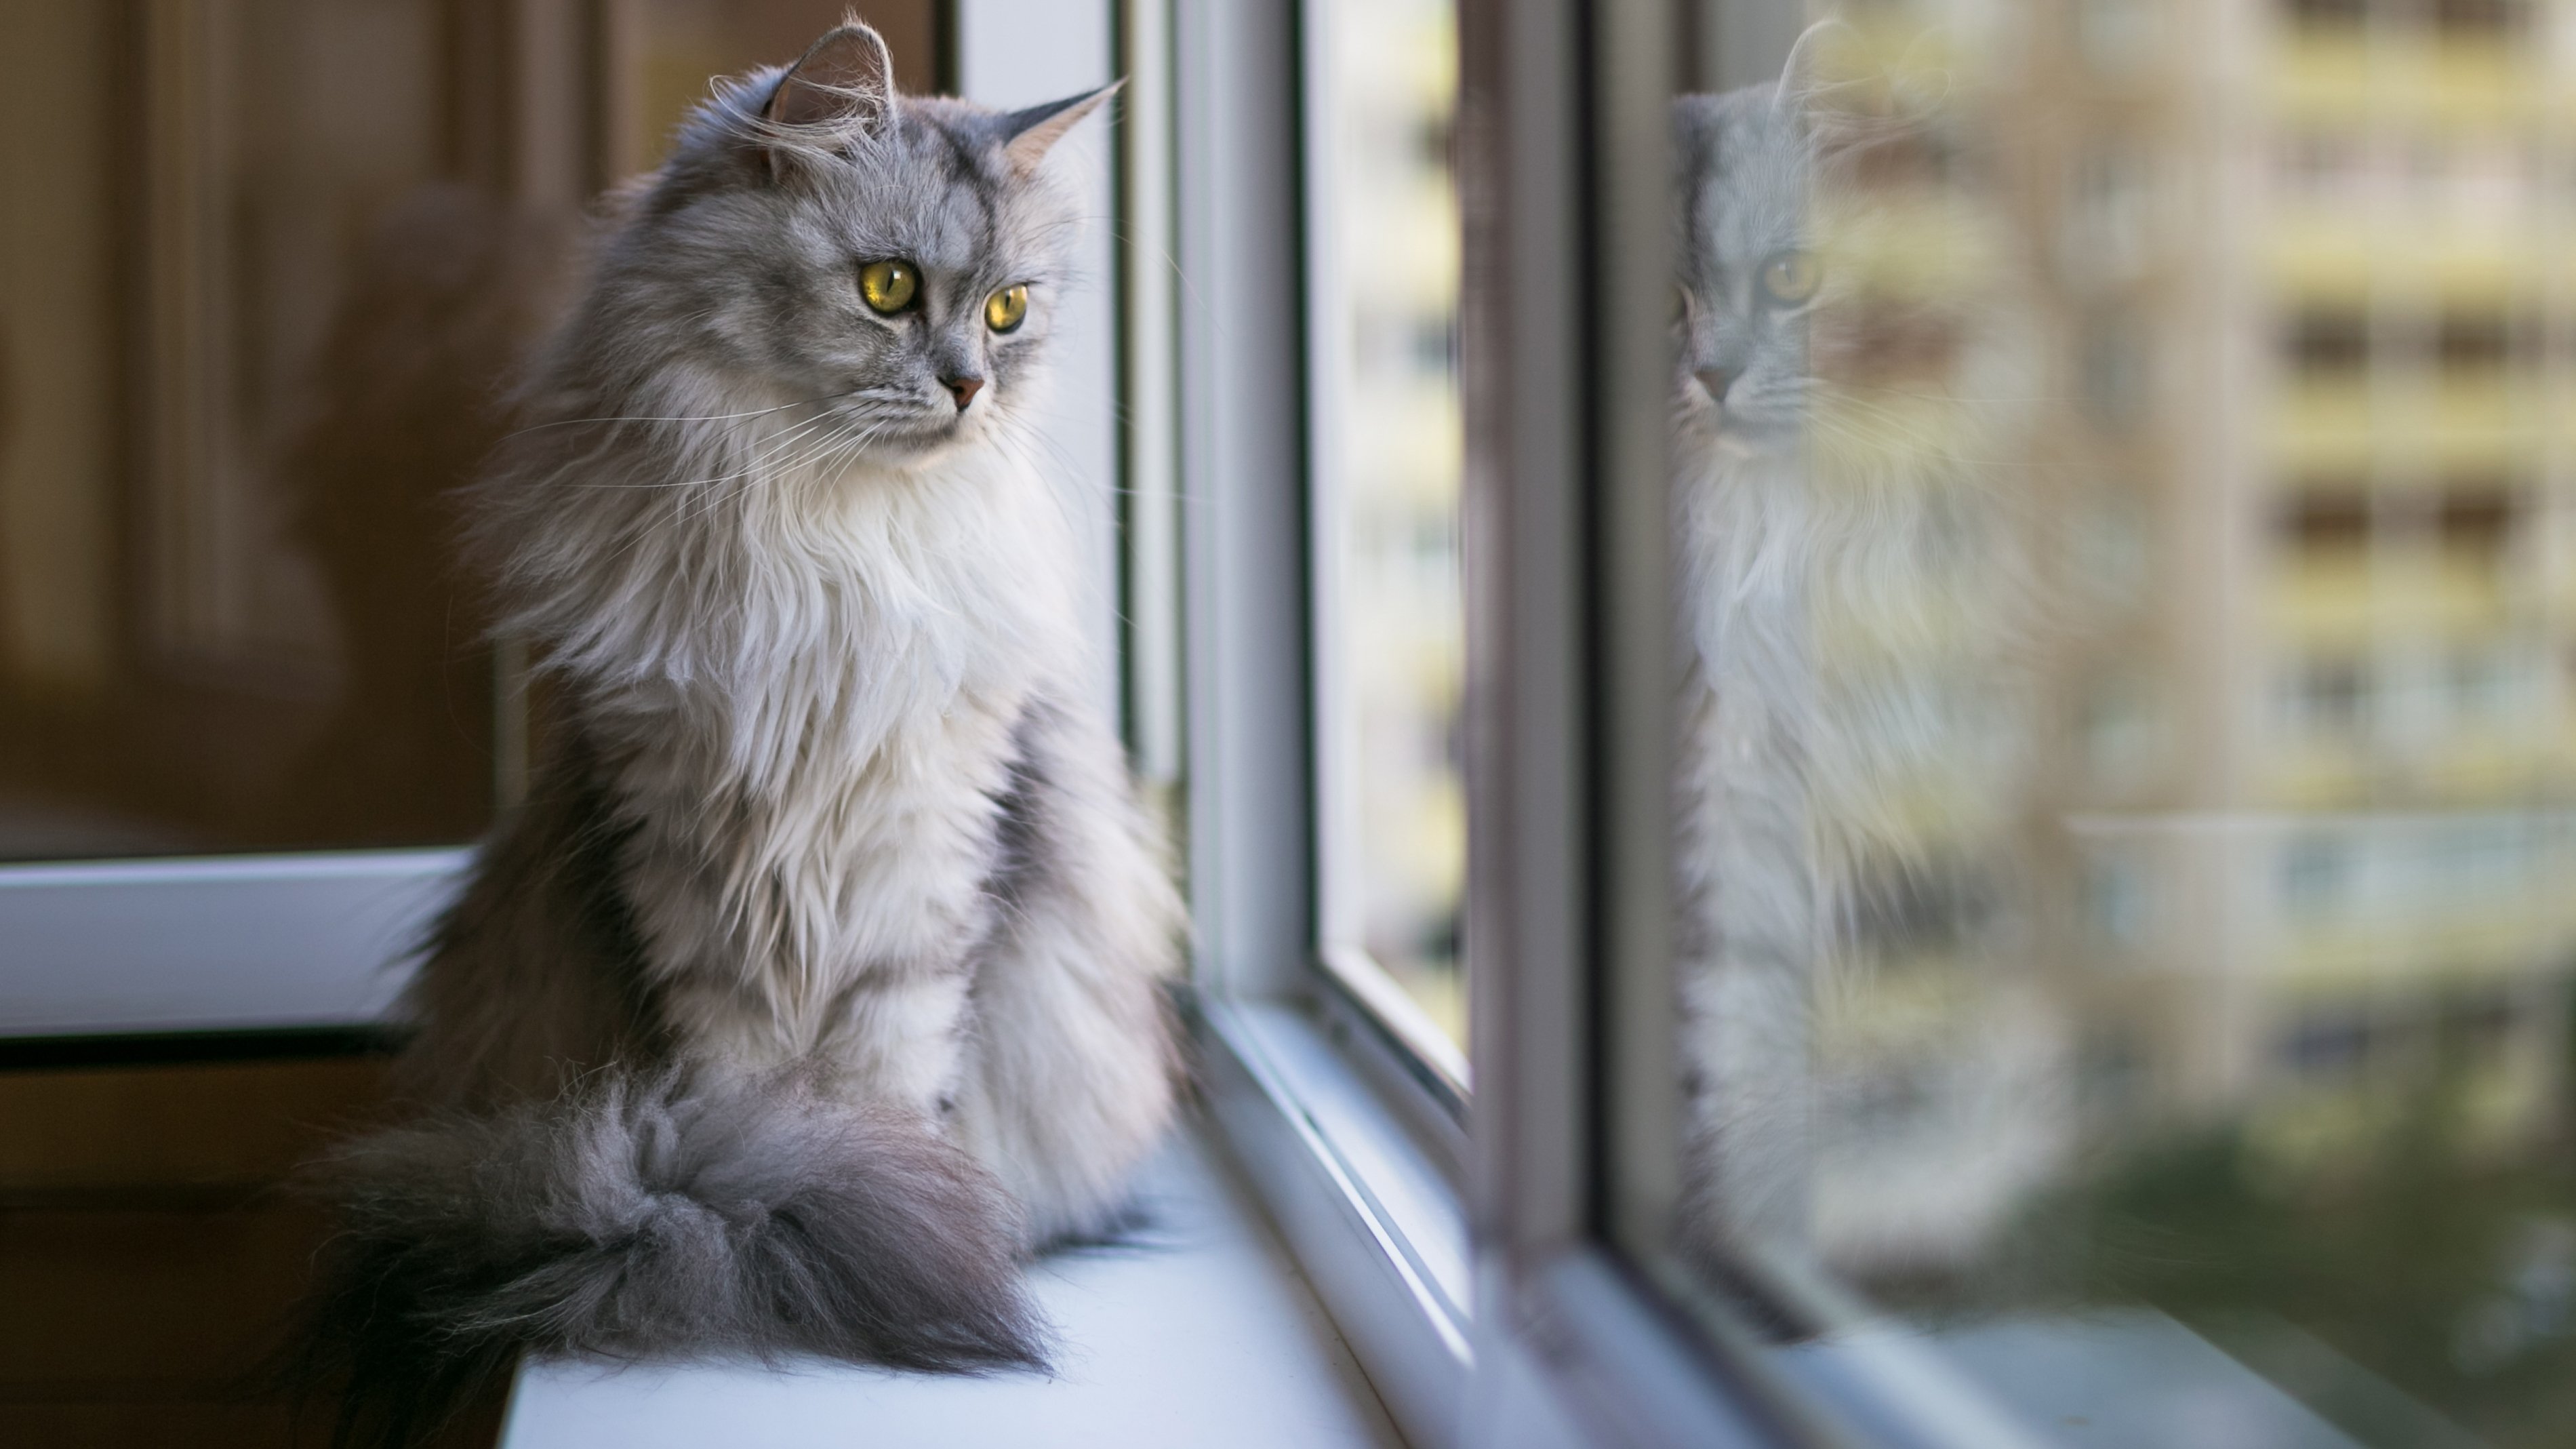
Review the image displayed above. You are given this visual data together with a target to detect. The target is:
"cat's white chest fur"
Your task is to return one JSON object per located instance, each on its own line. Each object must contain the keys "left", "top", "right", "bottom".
{"left": 614, "top": 441, "right": 1079, "bottom": 1102}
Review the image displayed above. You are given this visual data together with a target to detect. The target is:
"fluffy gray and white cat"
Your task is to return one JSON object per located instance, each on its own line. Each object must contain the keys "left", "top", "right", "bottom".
{"left": 1670, "top": 50, "right": 2036, "bottom": 1258}
{"left": 296, "top": 23, "right": 1176, "bottom": 1443}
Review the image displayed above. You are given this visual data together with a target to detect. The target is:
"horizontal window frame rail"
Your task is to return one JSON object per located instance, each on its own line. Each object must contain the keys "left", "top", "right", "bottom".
{"left": 0, "top": 848, "right": 466, "bottom": 1039}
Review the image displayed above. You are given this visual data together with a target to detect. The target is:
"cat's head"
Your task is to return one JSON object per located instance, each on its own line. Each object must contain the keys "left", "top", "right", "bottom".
{"left": 1674, "top": 38, "right": 2014, "bottom": 482}
{"left": 1673, "top": 79, "right": 1819, "bottom": 448}
{"left": 603, "top": 22, "right": 1112, "bottom": 460}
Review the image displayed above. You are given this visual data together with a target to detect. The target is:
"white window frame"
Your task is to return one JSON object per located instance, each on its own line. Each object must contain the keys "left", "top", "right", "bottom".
{"left": 1451, "top": 3, "right": 1970, "bottom": 1442}
{"left": 1142, "top": 1, "right": 1487, "bottom": 1446}
{"left": 1154, "top": 0, "right": 1790, "bottom": 1431}
{"left": 0, "top": 848, "right": 464, "bottom": 1041}
{"left": 1298, "top": 0, "right": 1477, "bottom": 1098}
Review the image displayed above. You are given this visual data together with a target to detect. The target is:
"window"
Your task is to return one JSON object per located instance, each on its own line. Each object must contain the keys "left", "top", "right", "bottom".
{"left": 2293, "top": 658, "right": 2372, "bottom": 734}
{"left": 1159, "top": 2, "right": 1474, "bottom": 1443}
{"left": 2279, "top": 1012, "right": 2375, "bottom": 1077}
{"left": 2286, "top": 0, "right": 2371, "bottom": 30}
{"left": 1304, "top": 0, "right": 1471, "bottom": 1075}
{"left": 1523, "top": 1, "right": 2576, "bottom": 1443}
{"left": 2281, "top": 835, "right": 2352, "bottom": 915}
{"left": 0, "top": 0, "right": 533, "bottom": 862}
{"left": 2432, "top": 0, "right": 2531, "bottom": 37}
{"left": 2438, "top": 311, "right": 2515, "bottom": 375}
{"left": 2437, "top": 485, "right": 2517, "bottom": 557}
{"left": 2280, "top": 488, "right": 2371, "bottom": 553}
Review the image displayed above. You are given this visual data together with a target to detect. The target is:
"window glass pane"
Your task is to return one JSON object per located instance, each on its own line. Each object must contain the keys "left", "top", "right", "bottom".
{"left": 0, "top": 1, "right": 536, "bottom": 860}
{"left": 608, "top": 2, "right": 938, "bottom": 175}
{"left": 1308, "top": 0, "right": 1468, "bottom": 1058}
{"left": 0, "top": 1, "right": 932, "bottom": 865}
{"left": 1655, "top": 1, "right": 2576, "bottom": 1442}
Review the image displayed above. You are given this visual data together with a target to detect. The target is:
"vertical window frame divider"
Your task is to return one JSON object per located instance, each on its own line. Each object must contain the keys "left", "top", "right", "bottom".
{"left": 1159, "top": 0, "right": 1483, "bottom": 1445}
{"left": 1457, "top": 0, "right": 1837, "bottom": 1444}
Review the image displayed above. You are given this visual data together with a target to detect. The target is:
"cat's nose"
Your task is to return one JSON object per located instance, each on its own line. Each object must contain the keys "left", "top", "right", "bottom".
{"left": 1695, "top": 368, "right": 1739, "bottom": 404}
{"left": 941, "top": 374, "right": 986, "bottom": 412}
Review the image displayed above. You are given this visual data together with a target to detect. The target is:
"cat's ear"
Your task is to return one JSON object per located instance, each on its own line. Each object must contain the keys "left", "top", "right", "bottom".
{"left": 1773, "top": 20, "right": 1850, "bottom": 115}
{"left": 997, "top": 80, "right": 1123, "bottom": 177}
{"left": 1775, "top": 19, "right": 1936, "bottom": 166}
{"left": 762, "top": 22, "right": 897, "bottom": 174}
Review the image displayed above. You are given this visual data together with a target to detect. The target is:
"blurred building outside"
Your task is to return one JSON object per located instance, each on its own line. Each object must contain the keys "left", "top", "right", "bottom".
{"left": 1797, "top": 0, "right": 2576, "bottom": 1292}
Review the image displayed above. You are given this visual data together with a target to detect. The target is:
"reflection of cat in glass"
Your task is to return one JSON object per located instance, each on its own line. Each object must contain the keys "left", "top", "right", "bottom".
{"left": 277, "top": 185, "right": 569, "bottom": 848}
{"left": 1670, "top": 51, "right": 2036, "bottom": 1260}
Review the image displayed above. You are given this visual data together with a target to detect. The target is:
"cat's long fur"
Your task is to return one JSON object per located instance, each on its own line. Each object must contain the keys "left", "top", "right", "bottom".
{"left": 1670, "top": 52, "right": 2034, "bottom": 1256}
{"left": 296, "top": 24, "right": 1177, "bottom": 1445}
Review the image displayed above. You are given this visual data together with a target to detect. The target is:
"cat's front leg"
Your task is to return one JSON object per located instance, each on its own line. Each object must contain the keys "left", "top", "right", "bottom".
{"left": 1674, "top": 680, "right": 1819, "bottom": 1254}
{"left": 622, "top": 834, "right": 980, "bottom": 1117}
{"left": 656, "top": 964, "right": 978, "bottom": 1113}
{"left": 949, "top": 695, "right": 1183, "bottom": 1244}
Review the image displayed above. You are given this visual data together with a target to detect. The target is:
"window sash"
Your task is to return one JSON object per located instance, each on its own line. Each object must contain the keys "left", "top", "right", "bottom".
{"left": 1297, "top": 0, "right": 1474, "bottom": 1098}
{"left": 1454, "top": 0, "right": 1815, "bottom": 1444}
{"left": 0, "top": 849, "right": 463, "bottom": 1039}
{"left": 1161, "top": 0, "right": 1479, "bottom": 1444}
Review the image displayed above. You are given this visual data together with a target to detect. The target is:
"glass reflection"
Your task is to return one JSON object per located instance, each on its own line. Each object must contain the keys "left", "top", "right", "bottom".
{"left": 0, "top": 1, "right": 549, "bottom": 859}
{"left": 0, "top": 0, "right": 910, "bottom": 862}
{"left": 1311, "top": 0, "right": 1469, "bottom": 1056}
{"left": 1669, "top": 3, "right": 2576, "bottom": 1444}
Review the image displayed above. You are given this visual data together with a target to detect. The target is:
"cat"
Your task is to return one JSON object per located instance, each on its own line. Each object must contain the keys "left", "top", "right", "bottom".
{"left": 1669, "top": 39, "right": 2038, "bottom": 1263}
{"left": 293, "top": 23, "right": 1178, "bottom": 1445}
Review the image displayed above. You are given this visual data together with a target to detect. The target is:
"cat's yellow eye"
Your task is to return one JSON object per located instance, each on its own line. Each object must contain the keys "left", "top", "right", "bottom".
{"left": 859, "top": 258, "right": 918, "bottom": 315}
{"left": 1759, "top": 250, "right": 1822, "bottom": 306}
{"left": 984, "top": 283, "right": 1029, "bottom": 334}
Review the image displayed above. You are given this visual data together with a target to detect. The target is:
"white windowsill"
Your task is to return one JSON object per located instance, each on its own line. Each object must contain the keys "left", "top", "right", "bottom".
{"left": 498, "top": 1115, "right": 1411, "bottom": 1448}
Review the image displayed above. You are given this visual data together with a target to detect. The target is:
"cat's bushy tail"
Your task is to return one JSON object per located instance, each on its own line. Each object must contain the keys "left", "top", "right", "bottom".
{"left": 289, "top": 1069, "right": 1047, "bottom": 1449}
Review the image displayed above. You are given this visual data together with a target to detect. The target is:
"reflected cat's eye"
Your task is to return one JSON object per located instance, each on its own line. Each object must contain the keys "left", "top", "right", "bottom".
{"left": 859, "top": 258, "right": 919, "bottom": 314}
{"left": 985, "top": 283, "right": 1029, "bottom": 333}
{"left": 1758, "top": 250, "right": 1822, "bottom": 305}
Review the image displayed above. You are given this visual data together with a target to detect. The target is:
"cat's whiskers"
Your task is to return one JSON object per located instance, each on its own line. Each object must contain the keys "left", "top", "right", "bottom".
{"left": 662, "top": 412, "right": 847, "bottom": 509}
{"left": 580, "top": 410, "right": 849, "bottom": 572}
{"left": 564, "top": 404, "right": 845, "bottom": 490}
{"left": 501, "top": 390, "right": 862, "bottom": 443}
{"left": 670, "top": 409, "right": 883, "bottom": 534}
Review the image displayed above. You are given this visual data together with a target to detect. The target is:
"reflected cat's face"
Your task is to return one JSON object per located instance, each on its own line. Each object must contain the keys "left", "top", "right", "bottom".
{"left": 1674, "top": 82, "right": 1994, "bottom": 477}
{"left": 1674, "top": 85, "right": 1822, "bottom": 443}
